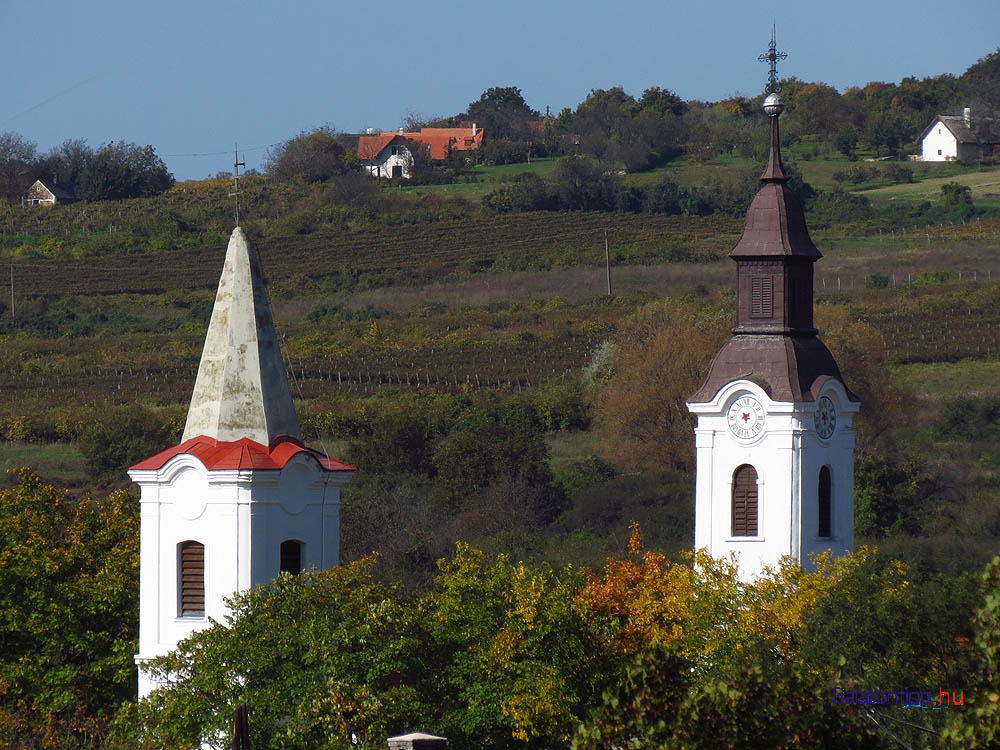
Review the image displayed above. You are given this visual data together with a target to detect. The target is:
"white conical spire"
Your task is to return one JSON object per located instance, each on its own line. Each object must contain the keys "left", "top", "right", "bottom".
{"left": 182, "top": 227, "right": 301, "bottom": 444}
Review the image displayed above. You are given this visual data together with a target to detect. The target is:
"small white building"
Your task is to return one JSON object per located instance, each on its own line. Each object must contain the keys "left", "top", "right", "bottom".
{"left": 25, "top": 179, "right": 74, "bottom": 206}
{"left": 920, "top": 108, "right": 998, "bottom": 162}
{"left": 357, "top": 125, "right": 484, "bottom": 178}
{"left": 129, "top": 226, "right": 354, "bottom": 699}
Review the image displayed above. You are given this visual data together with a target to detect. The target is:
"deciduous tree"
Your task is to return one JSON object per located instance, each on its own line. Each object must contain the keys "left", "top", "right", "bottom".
{"left": 262, "top": 126, "right": 355, "bottom": 183}
{"left": 0, "top": 131, "right": 37, "bottom": 202}
{"left": 75, "top": 141, "right": 174, "bottom": 201}
{"left": 0, "top": 470, "right": 138, "bottom": 749}
{"left": 590, "top": 298, "right": 729, "bottom": 473}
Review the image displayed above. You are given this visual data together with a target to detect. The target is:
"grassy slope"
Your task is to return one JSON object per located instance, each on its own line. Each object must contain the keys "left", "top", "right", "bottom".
{"left": 858, "top": 166, "right": 1000, "bottom": 201}
{"left": 0, "top": 443, "right": 87, "bottom": 483}
{"left": 398, "top": 149, "right": 999, "bottom": 205}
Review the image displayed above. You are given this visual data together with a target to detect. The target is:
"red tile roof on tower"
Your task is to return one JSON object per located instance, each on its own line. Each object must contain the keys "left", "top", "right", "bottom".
{"left": 357, "top": 126, "right": 484, "bottom": 161}
{"left": 129, "top": 435, "right": 356, "bottom": 472}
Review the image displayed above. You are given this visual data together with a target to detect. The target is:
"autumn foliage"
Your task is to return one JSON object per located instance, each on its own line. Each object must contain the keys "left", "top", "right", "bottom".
{"left": 590, "top": 298, "right": 729, "bottom": 473}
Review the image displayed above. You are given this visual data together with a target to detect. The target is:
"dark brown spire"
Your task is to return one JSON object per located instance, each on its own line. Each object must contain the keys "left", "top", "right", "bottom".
{"left": 690, "top": 94, "right": 855, "bottom": 404}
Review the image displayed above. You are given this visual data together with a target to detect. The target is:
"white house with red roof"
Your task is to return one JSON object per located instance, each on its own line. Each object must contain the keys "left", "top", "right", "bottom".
{"left": 129, "top": 226, "right": 354, "bottom": 699}
{"left": 357, "top": 124, "right": 483, "bottom": 178}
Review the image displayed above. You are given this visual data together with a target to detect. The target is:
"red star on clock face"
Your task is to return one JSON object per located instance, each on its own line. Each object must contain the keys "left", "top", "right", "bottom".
{"left": 728, "top": 395, "right": 765, "bottom": 439}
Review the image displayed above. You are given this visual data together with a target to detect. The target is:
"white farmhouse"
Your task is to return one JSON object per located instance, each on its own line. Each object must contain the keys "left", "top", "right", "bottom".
{"left": 357, "top": 125, "right": 483, "bottom": 178}
{"left": 920, "top": 108, "right": 999, "bottom": 162}
{"left": 25, "top": 178, "right": 74, "bottom": 206}
{"left": 129, "top": 226, "right": 354, "bottom": 699}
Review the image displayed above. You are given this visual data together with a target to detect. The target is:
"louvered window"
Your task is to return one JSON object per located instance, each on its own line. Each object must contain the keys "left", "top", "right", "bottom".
{"left": 280, "top": 540, "right": 302, "bottom": 575}
{"left": 178, "top": 541, "right": 205, "bottom": 617}
{"left": 732, "top": 465, "right": 759, "bottom": 537}
{"left": 818, "top": 466, "right": 832, "bottom": 538}
{"left": 751, "top": 276, "right": 773, "bottom": 318}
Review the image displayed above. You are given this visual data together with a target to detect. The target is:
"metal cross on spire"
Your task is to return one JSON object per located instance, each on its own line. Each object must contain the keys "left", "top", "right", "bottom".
{"left": 758, "top": 25, "right": 787, "bottom": 94}
{"left": 229, "top": 143, "right": 246, "bottom": 226}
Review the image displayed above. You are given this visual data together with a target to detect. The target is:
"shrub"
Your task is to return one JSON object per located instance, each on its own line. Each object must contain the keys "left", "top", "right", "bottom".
{"left": 865, "top": 274, "right": 889, "bottom": 289}
{"left": 78, "top": 405, "right": 174, "bottom": 480}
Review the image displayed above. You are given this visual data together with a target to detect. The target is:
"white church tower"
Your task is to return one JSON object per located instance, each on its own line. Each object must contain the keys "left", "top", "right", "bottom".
{"left": 129, "top": 227, "right": 354, "bottom": 698}
{"left": 686, "top": 91, "right": 859, "bottom": 580}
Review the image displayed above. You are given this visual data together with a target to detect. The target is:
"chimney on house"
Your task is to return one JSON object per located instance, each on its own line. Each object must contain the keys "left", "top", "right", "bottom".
{"left": 398, "top": 127, "right": 404, "bottom": 135}
{"left": 964, "top": 107, "right": 972, "bottom": 126}
{"left": 472, "top": 122, "right": 477, "bottom": 135}
{"left": 366, "top": 127, "right": 375, "bottom": 135}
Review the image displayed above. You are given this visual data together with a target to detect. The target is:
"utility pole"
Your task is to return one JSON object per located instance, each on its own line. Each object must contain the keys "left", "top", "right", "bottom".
{"left": 9, "top": 264, "right": 13, "bottom": 320}
{"left": 604, "top": 229, "right": 612, "bottom": 297}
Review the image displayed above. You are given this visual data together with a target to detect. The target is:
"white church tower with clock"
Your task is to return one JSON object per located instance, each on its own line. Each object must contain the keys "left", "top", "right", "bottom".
{"left": 686, "top": 57, "right": 859, "bottom": 579}
{"left": 128, "top": 226, "right": 354, "bottom": 698}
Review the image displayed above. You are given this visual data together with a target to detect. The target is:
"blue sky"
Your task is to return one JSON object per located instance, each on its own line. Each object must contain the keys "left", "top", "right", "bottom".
{"left": 4, "top": 0, "right": 998, "bottom": 180}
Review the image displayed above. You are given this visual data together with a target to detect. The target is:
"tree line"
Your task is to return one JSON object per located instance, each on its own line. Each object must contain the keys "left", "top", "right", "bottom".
{"left": 2, "top": 469, "right": 994, "bottom": 750}
{"left": 409, "top": 48, "right": 1000, "bottom": 174}
{"left": 0, "top": 136, "right": 174, "bottom": 203}
{"left": 4, "top": 47, "right": 997, "bottom": 204}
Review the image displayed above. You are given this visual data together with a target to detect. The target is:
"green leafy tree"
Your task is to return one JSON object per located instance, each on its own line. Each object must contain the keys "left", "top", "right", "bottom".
{"left": 637, "top": 87, "right": 686, "bottom": 116}
{"left": 110, "top": 558, "right": 427, "bottom": 750}
{"left": 465, "top": 86, "right": 539, "bottom": 140}
{"left": 347, "top": 406, "right": 441, "bottom": 476}
{"left": 35, "top": 138, "right": 93, "bottom": 191}
{"left": 110, "top": 547, "right": 612, "bottom": 750}
{"left": 573, "top": 87, "right": 684, "bottom": 171}
{"left": 548, "top": 156, "right": 621, "bottom": 211}
{"left": 263, "top": 126, "right": 355, "bottom": 183}
{"left": 424, "top": 545, "right": 612, "bottom": 749}
{"left": 78, "top": 405, "right": 175, "bottom": 480}
{"left": 75, "top": 141, "right": 174, "bottom": 201}
{"left": 431, "top": 398, "right": 558, "bottom": 516}
{"left": 0, "top": 131, "right": 38, "bottom": 202}
{"left": 0, "top": 470, "right": 138, "bottom": 749}
{"left": 574, "top": 640, "right": 872, "bottom": 750}
{"left": 942, "top": 556, "right": 1000, "bottom": 748}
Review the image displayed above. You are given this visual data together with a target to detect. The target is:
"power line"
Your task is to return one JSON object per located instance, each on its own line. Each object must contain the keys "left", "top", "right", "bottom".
{"left": 161, "top": 143, "right": 278, "bottom": 158}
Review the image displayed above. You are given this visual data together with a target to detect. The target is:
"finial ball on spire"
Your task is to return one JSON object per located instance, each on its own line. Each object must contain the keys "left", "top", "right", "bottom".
{"left": 763, "top": 93, "right": 784, "bottom": 117}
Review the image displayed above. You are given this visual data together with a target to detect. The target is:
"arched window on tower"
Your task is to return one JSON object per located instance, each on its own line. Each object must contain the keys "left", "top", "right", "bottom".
{"left": 178, "top": 541, "right": 205, "bottom": 617}
{"left": 731, "top": 465, "right": 759, "bottom": 537}
{"left": 818, "top": 466, "right": 832, "bottom": 538}
{"left": 280, "top": 540, "right": 303, "bottom": 575}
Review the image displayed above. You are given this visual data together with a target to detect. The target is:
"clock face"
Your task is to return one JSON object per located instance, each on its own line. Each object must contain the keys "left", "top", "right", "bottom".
{"left": 814, "top": 395, "right": 837, "bottom": 439}
{"left": 727, "top": 395, "right": 765, "bottom": 439}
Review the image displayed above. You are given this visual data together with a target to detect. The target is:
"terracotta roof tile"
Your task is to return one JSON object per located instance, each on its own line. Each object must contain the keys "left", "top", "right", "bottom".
{"left": 357, "top": 127, "right": 483, "bottom": 161}
{"left": 129, "top": 435, "right": 355, "bottom": 472}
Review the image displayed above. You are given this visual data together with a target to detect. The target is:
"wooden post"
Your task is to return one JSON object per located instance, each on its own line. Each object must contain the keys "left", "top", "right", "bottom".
{"left": 605, "top": 229, "right": 612, "bottom": 297}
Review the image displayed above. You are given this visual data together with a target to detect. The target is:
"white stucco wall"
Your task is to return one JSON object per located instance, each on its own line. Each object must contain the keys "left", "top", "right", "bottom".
{"left": 364, "top": 144, "right": 413, "bottom": 178}
{"left": 688, "top": 379, "right": 857, "bottom": 580}
{"left": 922, "top": 122, "right": 958, "bottom": 161}
{"left": 130, "top": 454, "right": 350, "bottom": 699}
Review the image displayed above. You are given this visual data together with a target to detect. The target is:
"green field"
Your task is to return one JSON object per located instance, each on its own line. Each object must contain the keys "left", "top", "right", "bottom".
{"left": 892, "top": 359, "right": 1000, "bottom": 400}
{"left": 0, "top": 442, "right": 87, "bottom": 483}
{"left": 857, "top": 165, "right": 1000, "bottom": 201}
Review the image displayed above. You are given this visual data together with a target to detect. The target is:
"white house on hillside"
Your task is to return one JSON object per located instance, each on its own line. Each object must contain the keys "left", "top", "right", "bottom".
{"left": 25, "top": 179, "right": 74, "bottom": 206}
{"left": 920, "top": 108, "right": 999, "bottom": 162}
{"left": 357, "top": 125, "right": 484, "bottom": 178}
